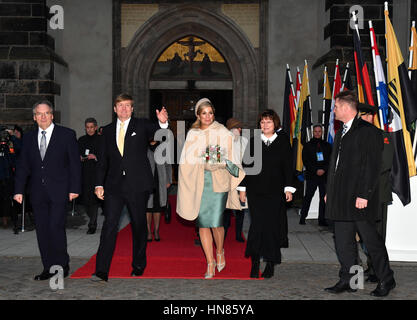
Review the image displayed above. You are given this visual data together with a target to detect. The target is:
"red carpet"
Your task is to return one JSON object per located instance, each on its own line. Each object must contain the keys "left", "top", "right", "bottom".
{"left": 71, "top": 195, "right": 257, "bottom": 280}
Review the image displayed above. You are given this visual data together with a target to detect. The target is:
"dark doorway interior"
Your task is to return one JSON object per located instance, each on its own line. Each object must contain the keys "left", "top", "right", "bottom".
{"left": 149, "top": 89, "right": 233, "bottom": 136}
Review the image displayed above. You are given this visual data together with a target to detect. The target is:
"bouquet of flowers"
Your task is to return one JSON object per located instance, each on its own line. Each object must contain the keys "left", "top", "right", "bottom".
{"left": 203, "top": 145, "right": 225, "bottom": 164}
{"left": 202, "top": 145, "right": 226, "bottom": 171}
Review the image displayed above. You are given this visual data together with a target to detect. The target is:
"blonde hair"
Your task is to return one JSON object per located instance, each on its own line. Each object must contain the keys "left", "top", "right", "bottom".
{"left": 191, "top": 98, "right": 215, "bottom": 129}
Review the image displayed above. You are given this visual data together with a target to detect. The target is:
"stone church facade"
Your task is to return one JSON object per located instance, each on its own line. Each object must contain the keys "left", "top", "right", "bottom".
{"left": 1, "top": 0, "right": 416, "bottom": 136}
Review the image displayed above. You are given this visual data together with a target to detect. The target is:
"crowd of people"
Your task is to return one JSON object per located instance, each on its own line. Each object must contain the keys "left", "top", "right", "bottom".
{"left": 3, "top": 90, "right": 396, "bottom": 297}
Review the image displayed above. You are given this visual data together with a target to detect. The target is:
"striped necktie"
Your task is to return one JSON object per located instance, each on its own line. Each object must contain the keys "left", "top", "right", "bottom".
{"left": 118, "top": 122, "right": 125, "bottom": 156}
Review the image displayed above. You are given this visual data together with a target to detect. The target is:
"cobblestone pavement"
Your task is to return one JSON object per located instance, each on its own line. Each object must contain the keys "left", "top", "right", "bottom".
{"left": 0, "top": 256, "right": 416, "bottom": 300}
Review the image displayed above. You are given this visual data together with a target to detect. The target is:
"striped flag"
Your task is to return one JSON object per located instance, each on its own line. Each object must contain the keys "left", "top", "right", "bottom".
{"left": 327, "top": 60, "right": 342, "bottom": 145}
{"left": 370, "top": 22, "right": 389, "bottom": 129}
{"left": 322, "top": 67, "right": 332, "bottom": 140}
{"left": 282, "top": 66, "right": 297, "bottom": 146}
{"left": 353, "top": 22, "right": 380, "bottom": 128}
{"left": 296, "top": 67, "right": 302, "bottom": 108}
{"left": 385, "top": 7, "right": 417, "bottom": 205}
{"left": 294, "top": 62, "right": 312, "bottom": 173}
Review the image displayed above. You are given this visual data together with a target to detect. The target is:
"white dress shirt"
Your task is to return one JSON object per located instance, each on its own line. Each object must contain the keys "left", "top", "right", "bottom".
{"left": 115, "top": 117, "right": 168, "bottom": 148}
{"left": 37, "top": 123, "right": 55, "bottom": 150}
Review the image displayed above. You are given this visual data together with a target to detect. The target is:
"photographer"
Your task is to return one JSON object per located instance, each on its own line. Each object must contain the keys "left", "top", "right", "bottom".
{"left": 0, "top": 128, "right": 18, "bottom": 233}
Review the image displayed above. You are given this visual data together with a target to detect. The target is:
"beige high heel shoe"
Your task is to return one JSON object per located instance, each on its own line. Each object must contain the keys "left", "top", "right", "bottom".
{"left": 205, "top": 262, "right": 216, "bottom": 279}
{"left": 217, "top": 249, "right": 225, "bottom": 272}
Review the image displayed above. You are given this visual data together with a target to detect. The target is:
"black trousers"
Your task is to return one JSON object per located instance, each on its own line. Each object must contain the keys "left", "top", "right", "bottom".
{"left": 300, "top": 178, "right": 326, "bottom": 223}
{"left": 95, "top": 191, "right": 149, "bottom": 274}
{"left": 86, "top": 203, "right": 99, "bottom": 229}
{"left": 334, "top": 220, "right": 394, "bottom": 283}
{"left": 31, "top": 190, "right": 69, "bottom": 271}
{"left": 223, "top": 209, "right": 244, "bottom": 240}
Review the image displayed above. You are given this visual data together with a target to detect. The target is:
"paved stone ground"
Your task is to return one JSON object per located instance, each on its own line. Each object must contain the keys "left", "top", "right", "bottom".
{"left": 1, "top": 256, "right": 416, "bottom": 300}
{"left": 0, "top": 207, "right": 416, "bottom": 301}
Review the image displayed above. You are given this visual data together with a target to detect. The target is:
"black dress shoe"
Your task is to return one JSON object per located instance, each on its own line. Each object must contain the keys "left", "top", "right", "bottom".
{"left": 86, "top": 228, "right": 96, "bottom": 234}
{"left": 299, "top": 218, "right": 306, "bottom": 225}
{"left": 261, "top": 262, "right": 275, "bottom": 278}
{"left": 91, "top": 272, "right": 108, "bottom": 282}
{"left": 370, "top": 278, "right": 396, "bottom": 297}
{"left": 250, "top": 258, "right": 260, "bottom": 278}
{"left": 34, "top": 270, "right": 54, "bottom": 281}
{"left": 366, "top": 274, "right": 379, "bottom": 283}
{"left": 131, "top": 267, "right": 145, "bottom": 277}
{"left": 325, "top": 281, "right": 357, "bottom": 294}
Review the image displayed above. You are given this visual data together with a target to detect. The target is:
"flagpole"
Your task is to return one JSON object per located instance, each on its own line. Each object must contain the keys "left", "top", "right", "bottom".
{"left": 305, "top": 60, "right": 313, "bottom": 142}
{"left": 341, "top": 62, "right": 349, "bottom": 91}
{"left": 287, "top": 64, "right": 298, "bottom": 109}
{"left": 370, "top": 20, "right": 385, "bottom": 130}
{"left": 410, "top": 22, "right": 417, "bottom": 163}
{"left": 322, "top": 66, "right": 328, "bottom": 139}
{"left": 409, "top": 21, "right": 415, "bottom": 80}
{"left": 296, "top": 66, "right": 302, "bottom": 110}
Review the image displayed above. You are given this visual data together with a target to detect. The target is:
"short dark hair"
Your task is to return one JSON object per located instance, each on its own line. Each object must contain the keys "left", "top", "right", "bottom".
{"left": 85, "top": 117, "right": 97, "bottom": 126}
{"left": 258, "top": 109, "right": 281, "bottom": 130}
{"left": 313, "top": 124, "right": 323, "bottom": 130}
{"left": 335, "top": 90, "right": 358, "bottom": 111}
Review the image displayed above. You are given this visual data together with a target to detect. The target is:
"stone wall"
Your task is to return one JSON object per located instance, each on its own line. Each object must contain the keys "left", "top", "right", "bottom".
{"left": 0, "top": 0, "right": 63, "bottom": 128}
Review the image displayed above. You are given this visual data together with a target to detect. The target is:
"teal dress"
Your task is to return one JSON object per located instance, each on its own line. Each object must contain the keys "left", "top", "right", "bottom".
{"left": 196, "top": 160, "right": 239, "bottom": 228}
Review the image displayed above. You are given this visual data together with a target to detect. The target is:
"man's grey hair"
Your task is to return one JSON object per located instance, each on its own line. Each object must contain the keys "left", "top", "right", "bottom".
{"left": 32, "top": 100, "right": 54, "bottom": 115}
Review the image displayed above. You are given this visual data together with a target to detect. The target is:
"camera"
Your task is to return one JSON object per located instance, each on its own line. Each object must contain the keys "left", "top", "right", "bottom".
{"left": 0, "top": 126, "right": 11, "bottom": 154}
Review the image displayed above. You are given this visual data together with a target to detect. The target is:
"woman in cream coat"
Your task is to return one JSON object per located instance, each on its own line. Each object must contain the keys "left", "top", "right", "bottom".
{"left": 177, "top": 98, "right": 245, "bottom": 279}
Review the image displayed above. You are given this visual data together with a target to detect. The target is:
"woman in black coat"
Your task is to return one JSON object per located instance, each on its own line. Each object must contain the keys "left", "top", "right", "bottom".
{"left": 240, "top": 110, "right": 295, "bottom": 278}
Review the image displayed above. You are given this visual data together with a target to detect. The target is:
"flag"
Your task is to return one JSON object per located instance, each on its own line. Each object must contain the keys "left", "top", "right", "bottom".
{"left": 282, "top": 66, "right": 297, "bottom": 145}
{"left": 294, "top": 63, "right": 311, "bottom": 172}
{"left": 322, "top": 67, "right": 332, "bottom": 140}
{"left": 353, "top": 24, "right": 380, "bottom": 128}
{"left": 385, "top": 8, "right": 417, "bottom": 205}
{"left": 296, "top": 67, "right": 302, "bottom": 108}
{"left": 327, "top": 61, "right": 342, "bottom": 145}
{"left": 370, "top": 23, "right": 389, "bottom": 129}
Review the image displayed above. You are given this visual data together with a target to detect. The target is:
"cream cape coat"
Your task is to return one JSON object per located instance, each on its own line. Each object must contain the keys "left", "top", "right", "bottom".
{"left": 176, "top": 121, "right": 245, "bottom": 221}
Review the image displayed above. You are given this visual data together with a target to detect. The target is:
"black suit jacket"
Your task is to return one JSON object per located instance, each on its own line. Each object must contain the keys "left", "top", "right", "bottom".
{"left": 96, "top": 117, "right": 162, "bottom": 196}
{"left": 325, "top": 117, "right": 383, "bottom": 221}
{"left": 14, "top": 124, "right": 81, "bottom": 203}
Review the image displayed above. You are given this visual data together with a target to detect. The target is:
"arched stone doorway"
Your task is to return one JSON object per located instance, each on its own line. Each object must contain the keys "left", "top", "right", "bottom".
{"left": 120, "top": 4, "right": 261, "bottom": 128}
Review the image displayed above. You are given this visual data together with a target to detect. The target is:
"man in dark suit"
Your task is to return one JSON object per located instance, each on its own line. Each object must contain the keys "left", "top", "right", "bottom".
{"left": 299, "top": 124, "right": 332, "bottom": 226}
{"left": 14, "top": 101, "right": 81, "bottom": 280}
{"left": 92, "top": 93, "right": 168, "bottom": 282}
{"left": 357, "top": 103, "right": 394, "bottom": 283}
{"left": 324, "top": 91, "right": 395, "bottom": 297}
{"left": 78, "top": 117, "right": 101, "bottom": 235}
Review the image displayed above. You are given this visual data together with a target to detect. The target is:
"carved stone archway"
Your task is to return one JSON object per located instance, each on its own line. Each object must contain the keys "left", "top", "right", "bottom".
{"left": 121, "top": 4, "right": 261, "bottom": 127}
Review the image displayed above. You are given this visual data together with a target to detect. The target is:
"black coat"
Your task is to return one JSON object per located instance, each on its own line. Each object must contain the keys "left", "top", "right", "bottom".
{"left": 325, "top": 117, "right": 383, "bottom": 222}
{"left": 96, "top": 118, "right": 160, "bottom": 196}
{"left": 78, "top": 133, "right": 101, "bottom": 205}
{"left": 241, "top": 132, "right": 294, "bottom": 261}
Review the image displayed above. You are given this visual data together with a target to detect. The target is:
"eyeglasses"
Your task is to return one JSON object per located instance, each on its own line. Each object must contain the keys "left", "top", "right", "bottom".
{"left": 35, "top": 112, "right": 52, "bottom": 117}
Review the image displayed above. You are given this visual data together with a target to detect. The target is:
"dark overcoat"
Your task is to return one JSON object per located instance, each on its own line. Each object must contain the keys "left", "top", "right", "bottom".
{"left": 325, "top": 117, "right": 383, "bottom": 222}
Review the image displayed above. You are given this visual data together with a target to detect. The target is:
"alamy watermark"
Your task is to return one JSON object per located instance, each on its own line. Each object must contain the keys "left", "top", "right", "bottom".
{"left": 49, "top": 265, "right": 64, "bottom": 290}
{"left": 49, "top": 5, "right": 64, "bottom": 30}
